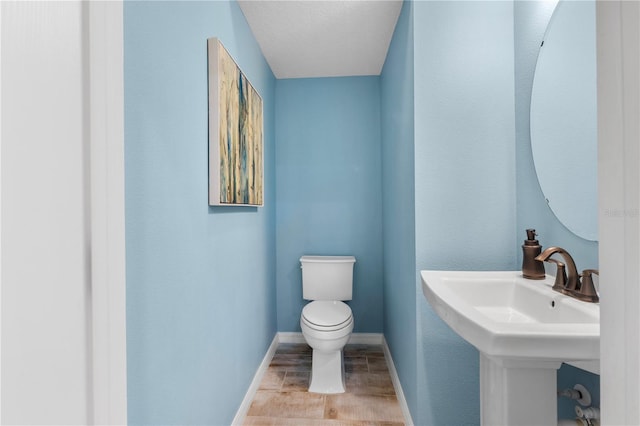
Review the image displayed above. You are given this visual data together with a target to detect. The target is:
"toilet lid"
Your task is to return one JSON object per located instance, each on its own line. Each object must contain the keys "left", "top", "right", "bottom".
{"left": 302, "top": 301, "right": 352, "bottom": 328}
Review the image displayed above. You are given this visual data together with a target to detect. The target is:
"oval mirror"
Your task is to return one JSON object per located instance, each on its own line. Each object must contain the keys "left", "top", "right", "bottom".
{"left": 530, "top": 0, "right": 597, "bottom": 241}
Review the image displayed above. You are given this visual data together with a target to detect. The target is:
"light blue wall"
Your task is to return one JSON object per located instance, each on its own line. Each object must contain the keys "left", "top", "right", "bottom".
{"left": 413, "top": 1, "right": 516, "bottom": 424}
{"left": 124, "top": 1, "right": 276, "bottom": 424}
{"left": 382, "top": 1, "right": 516, "bottom": 424}
{"left": 413, "top": 0, "right": 516, "bottom": 272}
{"left": 275, "top": 77, "right": 383, "bottom": 333}
{"left": 380, "top": 0, "right": 417, "bottom": 420}
{"left": 514, "top": 1, "right": 600, "bottom": 418}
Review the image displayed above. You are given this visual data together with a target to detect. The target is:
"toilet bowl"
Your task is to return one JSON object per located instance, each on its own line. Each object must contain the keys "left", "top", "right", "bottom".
{"left": 300, "top": 300, "right": 354, "bottom": 393}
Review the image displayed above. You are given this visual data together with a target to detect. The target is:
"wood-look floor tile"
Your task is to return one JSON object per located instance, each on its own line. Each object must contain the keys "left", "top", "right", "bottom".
{"left": 245, "top": 344, "right": 405, "bottom": 426}
{"left": 243, "top": 416, "right": 276, "bottom": 426}
{"left": 269, "top": 353, "right": 312, "bottom": 371}
{"left": 282, "top": 371, "right": 310, "bottom": 392}
{"left": 344, "top": 356, "right": 369, "bottom": 373}
{"left": 247, "top": 390, "right": 325, "bottom": 419}
{"left": 367, "top": 356, "right": 389, "bottom": 373}
{"left": 365, "top": 352, "right": 386, "bottom": 360}
{"left": 345, "top": 372, "right": 395, "bottom": 396}
{"left": 275, "top": 343, "right": 312, "bottom": 355}
{"left": 244, "top": 416, "right": 403, "bottom": 426}
{"left": 324, "top": 394, "right": 404, "bottom": 423}
{"left": 258, "top": 369, "right": 286, "bottom": 391}
{"left": 344, "top": 345, "right": 384, "bottom": 357}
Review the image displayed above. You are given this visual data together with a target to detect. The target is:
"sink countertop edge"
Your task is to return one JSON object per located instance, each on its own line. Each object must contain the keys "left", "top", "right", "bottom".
{"left": 420, "top": 270, "right": 600, "bottom": 363}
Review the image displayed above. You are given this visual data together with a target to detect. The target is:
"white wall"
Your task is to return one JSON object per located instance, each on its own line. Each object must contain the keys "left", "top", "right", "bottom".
{"left": 2, "top": 2, "right": 91, "bottom": 423}
{"left": 597, "top": 1, "right": 640, "bottom": 423}
{"left": 1, "top": 2, "right": 127, "bottom": 424}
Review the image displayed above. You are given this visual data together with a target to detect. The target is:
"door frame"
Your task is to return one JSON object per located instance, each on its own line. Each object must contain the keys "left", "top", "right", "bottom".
{"left": 597, "top": 1, "right": 640, "bottom": 423}
{"left": 86, "top": 2, "right": 127, "bottom": 424}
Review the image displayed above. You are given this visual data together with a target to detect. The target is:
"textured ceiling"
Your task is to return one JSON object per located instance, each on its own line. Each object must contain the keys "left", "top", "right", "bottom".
{"left": 238, "top": 0, "right": 403, "bottom": 79}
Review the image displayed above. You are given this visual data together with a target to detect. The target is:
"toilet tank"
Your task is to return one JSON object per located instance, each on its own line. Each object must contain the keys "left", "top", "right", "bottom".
{"left": 300, "top": 255, "right": 356, "bottom": 301}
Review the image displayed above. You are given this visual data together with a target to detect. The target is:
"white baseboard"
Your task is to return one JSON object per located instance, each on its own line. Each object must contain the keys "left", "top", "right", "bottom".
{"left": 383, "top": 337, "right": 414, "bottom": 426}
{"left": 232, "top": 332, "right": 413, "bottom": 426}
{"left": 231, "top": 334, "right": 279, "bottom": 426}
{"left": 348, "top": 332, "right": 384, "bottom": 345}
{"left": 276, "top": 331, "right": 306, "bottom": 344}
{"left": 278, "top": 331, "right": 384, "bottom": 345}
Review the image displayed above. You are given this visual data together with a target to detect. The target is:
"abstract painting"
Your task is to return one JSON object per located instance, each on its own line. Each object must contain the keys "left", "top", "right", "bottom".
{"left": 208, "top": 38, "right": 263, "bottom": 206}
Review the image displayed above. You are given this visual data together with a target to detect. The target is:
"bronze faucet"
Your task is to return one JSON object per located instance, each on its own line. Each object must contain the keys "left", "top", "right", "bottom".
{"left": 535, "top": 247, "right": 580, "bottom": 293}
{"left": 545, "top": 258, "right": 568, "bottom": 295}
{"left": 535, "top": 247, "right": 599, "bottom": 303}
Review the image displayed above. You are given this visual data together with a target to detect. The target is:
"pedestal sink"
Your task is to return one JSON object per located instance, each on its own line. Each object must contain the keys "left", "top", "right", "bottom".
{"left": 421, "top": 270, "right": 599, "bottom": 426}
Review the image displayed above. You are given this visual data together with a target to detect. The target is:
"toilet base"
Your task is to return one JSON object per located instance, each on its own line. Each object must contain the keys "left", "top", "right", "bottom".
{"left": 309, "top": 349, "right": 346, "bottom": 394}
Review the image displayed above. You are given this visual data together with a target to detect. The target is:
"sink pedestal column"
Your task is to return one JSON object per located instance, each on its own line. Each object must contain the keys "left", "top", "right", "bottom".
{"left": 480, "top": 354, "right": 562, "bottom": 426}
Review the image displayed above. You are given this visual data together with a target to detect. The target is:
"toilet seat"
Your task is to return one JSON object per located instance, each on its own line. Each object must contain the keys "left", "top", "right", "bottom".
{"left": 301, "top": 300, "right": 352, "bottom": 332}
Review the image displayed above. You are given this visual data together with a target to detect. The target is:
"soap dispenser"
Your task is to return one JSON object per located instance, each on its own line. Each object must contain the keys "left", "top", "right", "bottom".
{"left": 522, "top": 229, "right": 545, "bottom": 279}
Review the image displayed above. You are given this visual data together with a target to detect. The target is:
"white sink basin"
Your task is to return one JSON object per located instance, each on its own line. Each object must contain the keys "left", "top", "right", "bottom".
{"left": 421, "top": 270, "right": 600, "bottom": 425}
{"left": 421, "top": 270, "right": 599, "bottom": 364}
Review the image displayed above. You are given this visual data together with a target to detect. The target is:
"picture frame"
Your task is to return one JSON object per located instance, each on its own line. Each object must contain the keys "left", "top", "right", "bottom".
{"left": 207, "top": 38, "right": 264, "bottom": 206}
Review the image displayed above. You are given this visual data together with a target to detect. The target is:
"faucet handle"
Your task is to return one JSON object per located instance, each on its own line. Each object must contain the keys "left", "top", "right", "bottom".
{"left": 546, "top": 258, "right": 569, "bottom": 295}
{"left": 575, "top": 269, "right": 599, "bottom": 303}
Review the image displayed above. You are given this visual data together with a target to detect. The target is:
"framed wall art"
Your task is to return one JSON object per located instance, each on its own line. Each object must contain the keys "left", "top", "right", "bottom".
{"left": 208, "top": 38, "right": 264, "bottom": 206}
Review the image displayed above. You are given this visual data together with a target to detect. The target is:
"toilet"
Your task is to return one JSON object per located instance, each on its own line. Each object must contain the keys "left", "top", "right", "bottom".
{"left": 299, "top": 255, "right": 356, "bottom": 394}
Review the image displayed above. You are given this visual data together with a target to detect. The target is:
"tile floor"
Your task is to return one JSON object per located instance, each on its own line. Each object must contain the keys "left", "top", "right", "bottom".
{"left": 244, "top": 343, "right": 405, "bottom": 426}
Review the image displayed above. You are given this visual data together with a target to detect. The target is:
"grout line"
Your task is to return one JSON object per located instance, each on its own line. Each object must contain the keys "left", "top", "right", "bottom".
{"left": 322, "top": 393, "right": 327, "bottom": 420}
{"left": 280, "top": 369, "right": 286, "bottom": 392}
